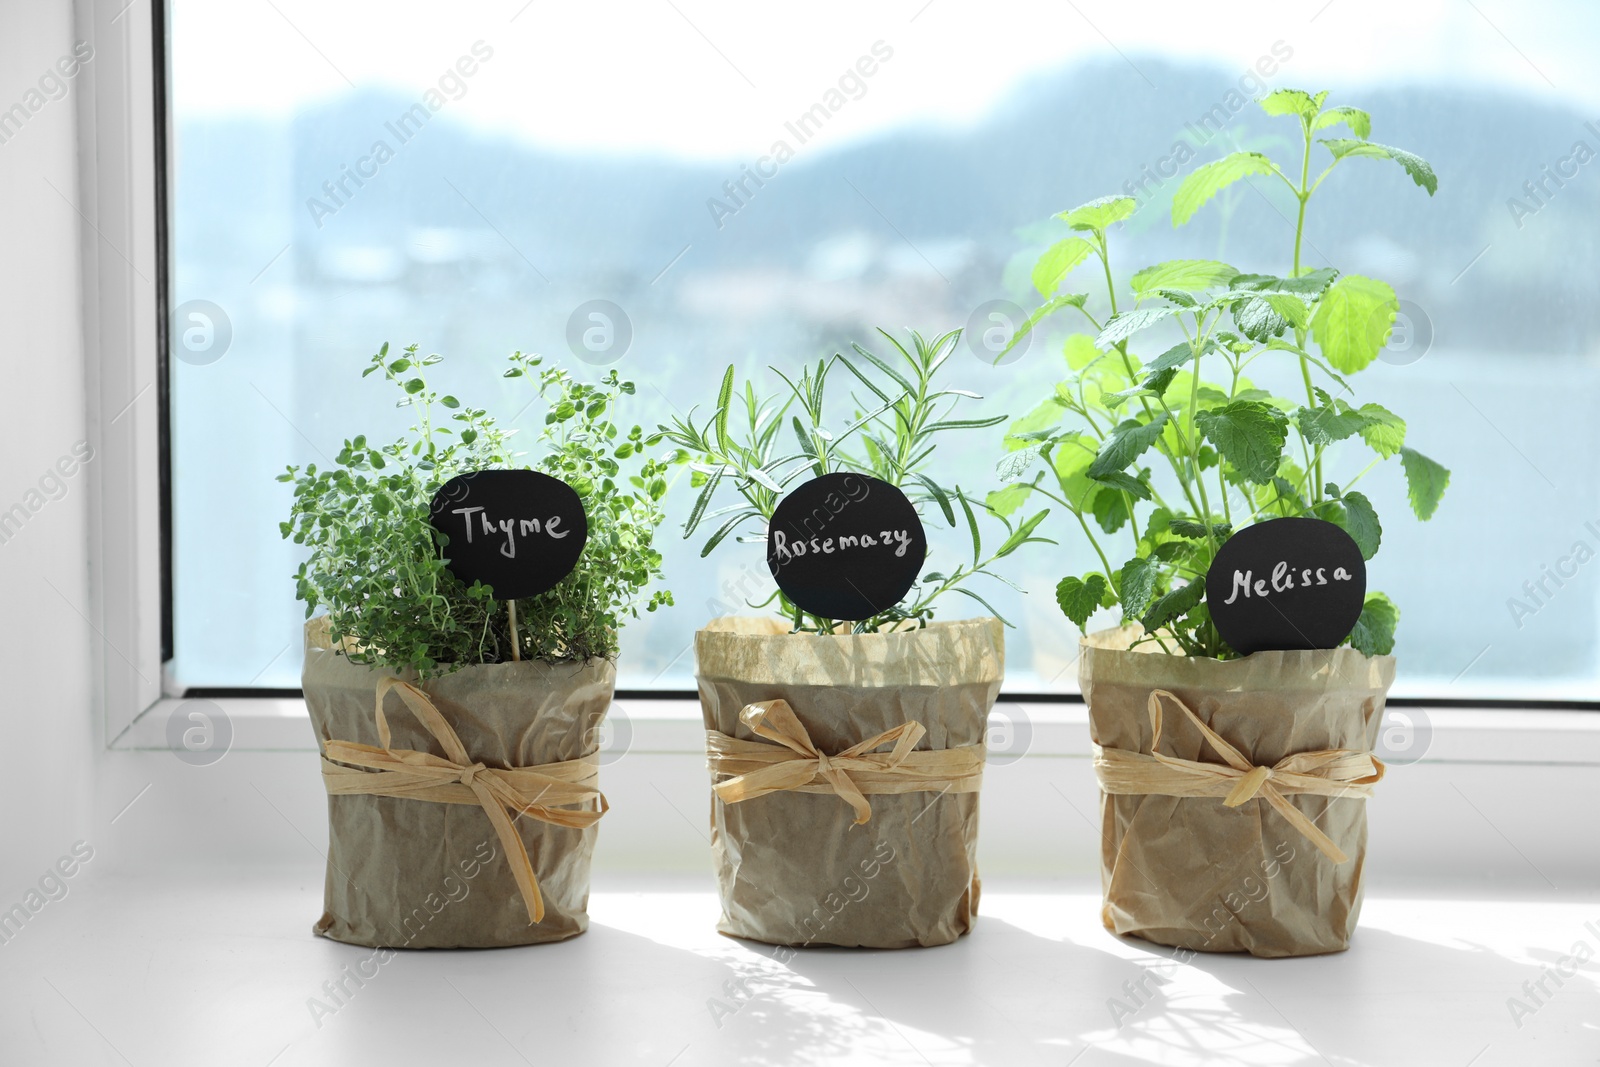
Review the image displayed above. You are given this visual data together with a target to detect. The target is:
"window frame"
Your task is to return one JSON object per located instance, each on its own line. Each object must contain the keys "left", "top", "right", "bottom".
{"left": 121, "top": 4, "right": 1600, "bottom": 726}
{"left": 82, "top": 0, "right": 168, "bottom": 746}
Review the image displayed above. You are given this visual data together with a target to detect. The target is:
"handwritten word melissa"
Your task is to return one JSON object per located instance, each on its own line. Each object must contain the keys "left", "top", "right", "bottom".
{"left": 771, "top": 527, "right": 912, "bottom": 564}
{"left": 448, "top": 506, "right": 570, "bottom": 559}
{"left": 1221, "top": 561, "right": 1354, "bottom": 604}
{"left": 1205, "top": 518, "right": 1365, "bottom": 653}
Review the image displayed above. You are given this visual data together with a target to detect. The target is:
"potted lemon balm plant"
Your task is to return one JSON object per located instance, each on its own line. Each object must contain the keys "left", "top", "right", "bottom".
{"left": 993, "top": 90, "right": 1448, "bottom": 957}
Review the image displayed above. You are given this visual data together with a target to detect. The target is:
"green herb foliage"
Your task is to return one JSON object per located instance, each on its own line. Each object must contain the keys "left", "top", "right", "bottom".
{"left": 279, "top": 344, "right": 672, "bottom": 675}
{"left": 993, "top": 89, "right": 1448, "bottom": 659}
{"left": 655, "top": 329, "right": 1051, "bottom": 633}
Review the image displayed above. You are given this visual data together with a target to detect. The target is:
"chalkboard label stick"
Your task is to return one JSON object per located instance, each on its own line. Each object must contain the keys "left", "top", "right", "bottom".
{"left": 428, "top": 469, "right": 589, "bottom": 602}
{"left": 765, "top": 472, "right": 928, "bottom": 622}
{"left": 1203, "top": 517, "right": 1367, "bottom": 654}
{"left": 509, "top": 599, "right": 521, "bottom": 662}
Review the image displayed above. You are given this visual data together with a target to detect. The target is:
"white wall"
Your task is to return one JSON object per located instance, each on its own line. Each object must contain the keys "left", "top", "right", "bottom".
{"left": 0, "top": 0, "right": 97, "bottom": 895}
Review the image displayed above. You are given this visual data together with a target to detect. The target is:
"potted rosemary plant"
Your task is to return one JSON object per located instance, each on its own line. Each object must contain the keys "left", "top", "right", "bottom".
{"left": 993, "top": 90, "right": 1448, "bottom": 956}
{"left": 280, "top": 344, "right": 671, "bottom": 948}
{"left": 657, "top": 329, "right": 1048, "bottom": 948}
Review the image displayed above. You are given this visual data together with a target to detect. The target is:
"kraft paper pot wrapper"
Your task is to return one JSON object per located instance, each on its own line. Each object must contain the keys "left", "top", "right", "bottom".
{"left": 303, "top": 619, "right": 613, "bottom": 949}
{"left": 1080, "top": 626, "right": 1395, "bottom": 958}
{"left": 695, "top": 616, "right": 1003, "bottom": 949}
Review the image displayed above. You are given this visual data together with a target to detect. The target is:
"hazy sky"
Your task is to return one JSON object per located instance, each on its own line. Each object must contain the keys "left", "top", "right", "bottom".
{"left": 173, "top": 0, "right": 1593, "bottom": 158}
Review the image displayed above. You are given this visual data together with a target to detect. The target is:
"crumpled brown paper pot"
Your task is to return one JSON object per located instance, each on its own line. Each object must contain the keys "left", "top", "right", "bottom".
{"left": 1081, "top": 626, "right": 1395, "bottom": 958}
{"left": 696, "top": 616, "right": 1004, "bottom": 949}
{"left": 303, "top": 619, "right": 613, "bottom": 949}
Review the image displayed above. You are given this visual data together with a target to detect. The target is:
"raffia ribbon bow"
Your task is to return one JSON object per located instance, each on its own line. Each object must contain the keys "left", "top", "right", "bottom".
{"left": 320, "top": 676, "right": 607, "bottom": 924}
{"left": 1093, "top": 689, "right": 1385, "bottom": 863}
{"left": 705, "top": 699, "right": 985, "bottom": 826}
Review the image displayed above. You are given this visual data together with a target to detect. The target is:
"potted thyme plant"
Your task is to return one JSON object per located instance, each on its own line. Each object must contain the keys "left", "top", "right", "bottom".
{"left": 993, "top": 90, "right": 1448, "bottom": 956}
{"left": 279, "top": 344, "right": 671, "bottom": 948}
{"left": 657, "top": 329, "right": 1048, "bottom": 948}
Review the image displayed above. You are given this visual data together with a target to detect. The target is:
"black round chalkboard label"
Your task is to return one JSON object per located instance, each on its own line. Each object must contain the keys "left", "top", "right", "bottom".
{"left": 766, "top": 473, "right": 927, "bottom": 621}
{"left": 428, "top": 469, "right": 588, "bottom": 600}
{"left": 1205, "top": 517, "right": 1366, "bottom": 655}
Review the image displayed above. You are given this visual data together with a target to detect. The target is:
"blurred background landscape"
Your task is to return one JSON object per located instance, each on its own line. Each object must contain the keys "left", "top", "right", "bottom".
{"left": 167, "top": 0, "right": 1600, "bottom": 696}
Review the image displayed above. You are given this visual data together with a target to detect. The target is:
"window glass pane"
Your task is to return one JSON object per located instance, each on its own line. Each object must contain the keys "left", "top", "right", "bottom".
{"left": 168, "top": 0, "right": 1600, "bottom": 697}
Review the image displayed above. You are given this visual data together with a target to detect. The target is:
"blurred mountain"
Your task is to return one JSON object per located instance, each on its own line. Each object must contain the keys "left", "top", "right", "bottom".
{"left": 168, "top": 55, "right": 1600, "bottom": 691}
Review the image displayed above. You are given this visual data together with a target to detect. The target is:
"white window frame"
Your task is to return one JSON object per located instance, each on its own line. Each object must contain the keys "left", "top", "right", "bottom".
{"left": 80, "top": 0, "right": 166, "bottom": 747}
{"left": 96, "top": 1, "right": 1600, "bottom": 777}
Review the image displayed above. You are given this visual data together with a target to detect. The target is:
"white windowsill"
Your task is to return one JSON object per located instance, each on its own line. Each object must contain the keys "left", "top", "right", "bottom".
{"left": 112, "top": 696, "right": 1600, "bottom": 765}
{"left": 7, "top": 869, "right": 1596, "bottom": 1067}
